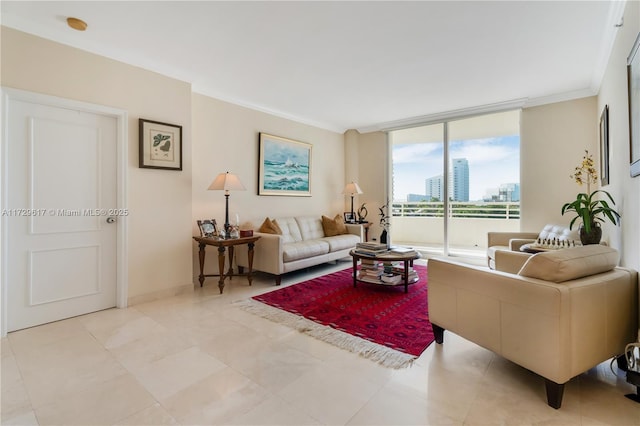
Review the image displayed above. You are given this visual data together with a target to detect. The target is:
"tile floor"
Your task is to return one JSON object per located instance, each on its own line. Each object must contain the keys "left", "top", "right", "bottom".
{"left": 2, "top": 259, "right": 640, "bottom": 425}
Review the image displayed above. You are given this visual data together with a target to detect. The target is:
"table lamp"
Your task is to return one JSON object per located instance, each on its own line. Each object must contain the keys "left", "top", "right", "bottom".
{"left": 208, "top": 171, "right": 246, "bottom": 237}
{"left": 343, "top": 181, "right": 363, "bottom": 223}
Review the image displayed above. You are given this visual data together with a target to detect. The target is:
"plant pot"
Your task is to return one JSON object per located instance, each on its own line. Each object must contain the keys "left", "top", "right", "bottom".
{"left": 380, "top": 229, "right": 387, "bottom": 244}
{"left": 580, "top": 222, "right": 602, "bottom": 245}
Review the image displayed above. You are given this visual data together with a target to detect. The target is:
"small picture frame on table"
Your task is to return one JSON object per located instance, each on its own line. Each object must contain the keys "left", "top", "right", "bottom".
{"left": 344, "top": 212, "right": 355, "bottom": 223}
{"left": 197, "top": 219, "right": 218, "bottom": 238}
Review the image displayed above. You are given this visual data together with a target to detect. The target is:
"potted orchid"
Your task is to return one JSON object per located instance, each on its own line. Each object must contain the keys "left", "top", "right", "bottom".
{"left": 561, "top": 150, "right": 620, "bottom": 244}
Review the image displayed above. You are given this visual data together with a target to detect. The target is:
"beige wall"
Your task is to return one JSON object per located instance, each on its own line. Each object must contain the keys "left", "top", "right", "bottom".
{"left": 351, "top": 131, "right": 387, "bottom": 240}
{"left": 520, "top": 97, "right": 598, "bottom": 232}
{"left": 596, "top": 0, "right": 640, "bottom": 270}
{"left": 191, "top": 94, "right": 345, "bottom": 279}
{"left": 1, "top": 27, "right": 194, "bottom": 301}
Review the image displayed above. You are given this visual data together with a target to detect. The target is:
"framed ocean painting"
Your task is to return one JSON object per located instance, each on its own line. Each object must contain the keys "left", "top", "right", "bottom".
{"left": 258, "top": 133, "right": 312, "bottom": 196}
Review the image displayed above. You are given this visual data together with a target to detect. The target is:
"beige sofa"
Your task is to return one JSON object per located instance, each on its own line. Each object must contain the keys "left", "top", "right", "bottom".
{"left": 428, "top": 245, "right": 638, "bottom": 408}
{"left": 487, "top": 224, "right": 579, "bottom": 271}
{"left": 236, "top": 216, "right": 362, "bottom": 285}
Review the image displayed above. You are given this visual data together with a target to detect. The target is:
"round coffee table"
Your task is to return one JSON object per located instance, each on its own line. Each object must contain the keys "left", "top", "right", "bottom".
{"left": 350, "top": 249, "right": 421, "bottom": 293}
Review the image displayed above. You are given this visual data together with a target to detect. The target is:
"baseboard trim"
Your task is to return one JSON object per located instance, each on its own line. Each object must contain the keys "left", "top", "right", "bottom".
{"left": 127, "top": 283, "right": 193, "bottom": 306}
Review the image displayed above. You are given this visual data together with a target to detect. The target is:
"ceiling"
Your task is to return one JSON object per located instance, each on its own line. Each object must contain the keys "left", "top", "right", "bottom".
{"left": 0, "top": 1, "right": 625, "bottom": 133}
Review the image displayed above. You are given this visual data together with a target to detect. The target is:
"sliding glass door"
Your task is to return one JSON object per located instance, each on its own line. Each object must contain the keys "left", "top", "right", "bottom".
{"left": 390, "top": 110, "right": 520, "bottom": 257}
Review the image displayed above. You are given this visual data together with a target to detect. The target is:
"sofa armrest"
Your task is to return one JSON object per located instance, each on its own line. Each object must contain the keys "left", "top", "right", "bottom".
{"left": 488, "top": 231, "right": 539, "bottom": 248}
{"left": 345, "top": 223, "right": 364, "bottom": 241}
{"left": 236, "top": 232, "right": 284, "bottom": 275}
{"left": 495, "top": 249, "right": 532, "bottom": 274}
{"left": 509, "top": 238, "right": 536, "bottom": 252}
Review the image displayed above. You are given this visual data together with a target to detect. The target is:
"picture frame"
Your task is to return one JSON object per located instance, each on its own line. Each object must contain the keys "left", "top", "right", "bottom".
{"left": 197, "top": 219, "right": 218, "bottom": 238}
{"left": 258, "top": 133, "right": 312, "bottom": 196}
{"left": 600, "top": 104, "right": 609, "bottom": 186}
{"left": 139, "top": 119, "right": 183, "bottom": 170}
{"left": 344, "top": 212, "right": 355, "bottom": 223}
{"left": 627, "top": 32, "right": 640, "bottom": 178}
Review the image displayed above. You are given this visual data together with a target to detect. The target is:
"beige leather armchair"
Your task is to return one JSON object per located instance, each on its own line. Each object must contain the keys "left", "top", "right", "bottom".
{"left": 428, "top": 245, "right": 638, "bottom": 409}
{"left": 487, "top": 224, "right": 579, "bottom": 270}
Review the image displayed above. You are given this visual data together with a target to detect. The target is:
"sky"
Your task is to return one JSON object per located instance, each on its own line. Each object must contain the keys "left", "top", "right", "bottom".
{"left": 392, "top": 136, "right": 520, "bottom": 202}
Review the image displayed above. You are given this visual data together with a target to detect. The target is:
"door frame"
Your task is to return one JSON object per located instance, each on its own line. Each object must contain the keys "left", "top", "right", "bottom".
{"left": 0, "top": 87, "right": 129, "bottom": 337}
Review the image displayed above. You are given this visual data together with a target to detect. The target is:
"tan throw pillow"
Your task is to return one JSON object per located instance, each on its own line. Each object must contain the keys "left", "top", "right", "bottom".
{"left": 271, "top": 219, "right": 283, "bottom": 235}
{"left": 321, "top": 214, "right": 348, "bottom": 237}
{"left": 258, "top": 217, "right": 282, "bottom": 234}
{"left": 518, "top": 245, "right": 619, "bottom": 283}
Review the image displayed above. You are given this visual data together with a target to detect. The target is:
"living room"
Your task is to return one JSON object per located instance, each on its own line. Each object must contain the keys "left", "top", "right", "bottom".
{"left": 1, "top": 1, "right": 640, "bottom": 424}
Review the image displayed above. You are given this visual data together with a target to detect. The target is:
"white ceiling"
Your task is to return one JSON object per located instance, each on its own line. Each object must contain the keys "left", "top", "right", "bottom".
{"left": 0, "top": 1, "right": 625, "bottom": 133}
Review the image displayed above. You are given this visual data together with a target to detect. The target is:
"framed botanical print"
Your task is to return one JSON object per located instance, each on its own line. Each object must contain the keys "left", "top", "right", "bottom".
{"left": 628, "top": 32, "right": 640, "bottom": 177}
{"left": 600, "top": 105, "right": 609, "bottom": 186}
{"left": 139, "top": 119, "right": 183, "bottom": 170}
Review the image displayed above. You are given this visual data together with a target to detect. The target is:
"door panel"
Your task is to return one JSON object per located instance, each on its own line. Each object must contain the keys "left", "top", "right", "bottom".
{"left": 30, "top": 117, "right": 103, "bottom": 234}
{"left": 6, "top": 98, "right": 117, "bottom": 332}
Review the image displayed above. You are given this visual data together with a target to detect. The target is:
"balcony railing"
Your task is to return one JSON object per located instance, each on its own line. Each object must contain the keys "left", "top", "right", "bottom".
{"left": 391, "top": 201, "right": 520, "bottom": 219}
{"left": 389, "top": 201, "right": 521, "bottom": 254}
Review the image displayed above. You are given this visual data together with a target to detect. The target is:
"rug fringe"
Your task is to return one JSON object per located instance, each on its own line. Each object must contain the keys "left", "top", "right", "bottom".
{"left": 236, "top": 299, "right": 416, "bottom": 369}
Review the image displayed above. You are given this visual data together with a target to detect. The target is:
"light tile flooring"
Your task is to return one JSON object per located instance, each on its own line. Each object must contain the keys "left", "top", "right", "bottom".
{"left": 2, "top": 259, "right": 640, "bottom": 425}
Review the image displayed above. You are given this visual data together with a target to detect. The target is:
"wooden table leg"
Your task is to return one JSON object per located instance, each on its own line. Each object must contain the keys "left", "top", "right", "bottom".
{"left": 227, "top": 246, "right": 235, "bottom": 279}
{"left": 198, "top": 242, "right": 206, "bottom": 287}
{"left": 353, "top": 255, "right": 358, "bottom": 288}
{"left": 404, "top": 259, "right": 409, "bottom": 293}
{"left": 217, "top": 246, "right": 226, "bottom": 294}
{"left": 247, "top": 242, "right": 255, "bottom": 286}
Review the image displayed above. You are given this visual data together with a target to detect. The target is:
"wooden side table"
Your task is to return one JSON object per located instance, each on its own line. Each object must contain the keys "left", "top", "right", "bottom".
{"left": 193, "top": 235, "right": 261, "bottom": 294}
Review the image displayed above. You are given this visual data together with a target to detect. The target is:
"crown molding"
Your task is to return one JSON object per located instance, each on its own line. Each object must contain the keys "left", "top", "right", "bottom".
{"left": 356, "top": 98, "right": 528, "bottom": 133}
{"left": 192, "top": 86, "right": 346, "bottom": 134}
{"left": 523, "top": 88, "right": 597, "bottom": 109}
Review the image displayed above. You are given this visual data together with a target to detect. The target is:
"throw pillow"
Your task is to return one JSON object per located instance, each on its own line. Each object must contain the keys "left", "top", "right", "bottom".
{"left": 518, "top": 245, "right": 619, "bottom": 283}
{"left": 258, "top": 217, "right": 282, "bottom": 235}
{"left": 271, "top": 219, "right": 283, "bottom": 235}
{"left": 321, "top": 214, "right": 348, "bottom": 237}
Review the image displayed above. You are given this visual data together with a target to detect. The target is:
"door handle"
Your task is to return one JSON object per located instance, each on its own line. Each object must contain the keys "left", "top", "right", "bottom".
{"left": 106, "top": 217, "right": 116, "bottom": 224}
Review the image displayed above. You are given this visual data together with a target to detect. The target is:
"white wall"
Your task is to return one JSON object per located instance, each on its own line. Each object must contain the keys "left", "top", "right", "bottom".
{"left": 191, "top": 94, "right": 346, "bottom": 280}
{"left": 1, "top": 27, "right": 194, "bottom": 302}
{"left": 597, "top": 0, "right": 640, "bottom": 270}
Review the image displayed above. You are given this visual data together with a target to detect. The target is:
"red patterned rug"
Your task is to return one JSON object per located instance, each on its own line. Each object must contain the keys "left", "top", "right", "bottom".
{"left": 239, "top": 264, "right": 433, "bottom": 368}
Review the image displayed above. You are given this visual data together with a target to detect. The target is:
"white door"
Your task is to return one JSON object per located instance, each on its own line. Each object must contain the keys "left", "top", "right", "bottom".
{"left": 4, "top": 96, "right": 118, "bottom": 332}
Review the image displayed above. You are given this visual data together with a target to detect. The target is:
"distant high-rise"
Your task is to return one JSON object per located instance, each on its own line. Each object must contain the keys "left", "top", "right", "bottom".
{"left": 425, "top": 175, "right": 444, "bottom": 201}
{"left": 407, "top": 193, "right": 429, "bottom": 202}
{"left": 450, "top": 158, "right": 469, "bottom": 202}
{"left": 499, "top": 183, "right": 520, "bottom": 202}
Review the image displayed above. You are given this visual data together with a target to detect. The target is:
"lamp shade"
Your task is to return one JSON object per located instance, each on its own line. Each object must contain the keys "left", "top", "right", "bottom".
{"left": 343, "top": 181, "right": 363, "bottom": 195}
{"left": 208, "top": 171, "right": 246, "bottom": 192}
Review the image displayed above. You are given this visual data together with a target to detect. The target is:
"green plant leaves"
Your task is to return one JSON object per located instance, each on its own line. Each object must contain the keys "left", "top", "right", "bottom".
{"left": 561, "top": 190, "right": 620, "bottom": 231}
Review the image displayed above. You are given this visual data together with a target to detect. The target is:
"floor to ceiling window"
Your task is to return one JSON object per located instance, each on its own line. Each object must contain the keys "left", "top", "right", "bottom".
{"left": 389, "top": 110, "right": 521, "bottom": 257}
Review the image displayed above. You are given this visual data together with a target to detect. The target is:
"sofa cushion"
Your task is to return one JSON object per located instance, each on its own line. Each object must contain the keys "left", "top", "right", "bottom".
{"left": 296, "top": 216, "right": 325, "bottom": 240}
{"left": 321, "top": 234, "right": 360, "bottom": 252}
{"left": 518, "top": 245, "right": 619, "bottom": 283}
{"left": 276, "top": 217, "right": 303, "bottom": 243}
{"left": 283, "top": 240, "right": 330, "bottom": 262}
{"left": 258, "top": 217, "right": 282, "bottom": 235}
{"left": 321, "top": 214, "right": 348, "bottom": 237}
